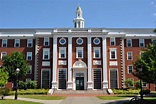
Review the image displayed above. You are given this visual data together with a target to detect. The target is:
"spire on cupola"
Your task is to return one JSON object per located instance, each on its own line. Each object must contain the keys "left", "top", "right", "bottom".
{"left": 73, "top": 6, "right": 84, "bottom": 28}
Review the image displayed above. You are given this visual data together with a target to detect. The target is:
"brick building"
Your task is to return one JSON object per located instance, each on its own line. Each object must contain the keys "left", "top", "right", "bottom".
{"left": 0, "top": 6, "right": 155, "bottom": 90}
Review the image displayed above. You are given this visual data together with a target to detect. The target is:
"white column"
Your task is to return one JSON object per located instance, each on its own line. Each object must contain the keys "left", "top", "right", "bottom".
{"left": 52, "top": 36, "right": 57, "bottom": 89}
{"left": 102, "top": 36, "right": 108, "bottom": 89}
{"left": 67, "top": 36, "right": 73, "bottom": 90}
{"left": 87, "top": 36, "right": 93, "bottom": 90}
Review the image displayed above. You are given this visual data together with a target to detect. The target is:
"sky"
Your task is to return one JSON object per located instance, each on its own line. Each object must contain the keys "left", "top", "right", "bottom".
{"left": 0, "top": 0, "right": 156, "bottom": 28}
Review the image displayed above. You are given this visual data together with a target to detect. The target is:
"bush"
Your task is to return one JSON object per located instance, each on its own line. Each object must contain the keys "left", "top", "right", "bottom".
{"left": 27, "top": 81, "right": 37, "bottom": 89}
{"left": 19, "top": 81, "right": 27, "bottom": 90}
{"left": 0, "top": 88, "right": 10, "bottom": 96}
{"left": 124, "top": 79, "right": 134, "bottom": 88}
{"left": 135, "top": 80, "right": 141, "bottom": 89}
{"left": 140, "top": 90, "right": 150, "bottom": 95}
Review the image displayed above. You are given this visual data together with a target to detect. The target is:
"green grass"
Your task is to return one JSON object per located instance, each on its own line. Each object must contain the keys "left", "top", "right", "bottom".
{"left": 19, "top": 95, "right": 66, "bottom": 100}
{"left": 0, "top": 99, "right": 42, "bottom": 104}
{"left": 97, "top": 96, "right": 128, "bottom": 100}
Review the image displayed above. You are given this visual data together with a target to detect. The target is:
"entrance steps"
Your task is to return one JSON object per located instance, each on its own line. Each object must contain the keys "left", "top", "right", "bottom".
{"left": 53, "top": 89, "right": 108, "bottom": 95}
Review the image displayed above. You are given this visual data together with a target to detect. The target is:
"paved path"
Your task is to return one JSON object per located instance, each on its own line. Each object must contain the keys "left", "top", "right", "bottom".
{"left": 4, "top": 96, "right": 131, "bottom": 104}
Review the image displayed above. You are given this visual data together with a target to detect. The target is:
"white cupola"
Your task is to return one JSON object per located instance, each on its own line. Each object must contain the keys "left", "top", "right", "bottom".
{"left": 73, "top": 6, "right": 84, "bottom": 28}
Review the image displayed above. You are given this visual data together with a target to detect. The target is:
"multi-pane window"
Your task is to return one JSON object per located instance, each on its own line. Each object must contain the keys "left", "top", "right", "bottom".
{"left": 128, "top": 65, "right": 133, "bottom": 74}
{"left": 2, "top": 39, "right": 7, "bottom": 47}
{"left": 110, "top": 48, "right": 117, "bottom": 59}
{"left": 127, "top": 52, "right": 133, "bottom": 60}
{"left": 76, "top": 47, "right": 83, "bottom": 58}
{"left": 59, "top": 47, "right": 66, "bottom": 58}
{"left": 44, "top": 37, "right": 49, "bottom": 46}
{"left": 43, "top": 48, "right": 50, "bottom": 60}
{"left": 110, "top": 37, "right": 116, "bottom": 46}
{"left": 126, "top": 39, "right": 132, "bottom": 47}
{"left": 1, "top": 52, "right": 7, "bottom": 60}
{"left": 27, "top": 65, "right": 32, "bottom": 74}
{"left": 27, "top": 39, "right": 33, "bottom": 47}
{"left": 14, "top": 39, "right": 20, "bottom": 47}
{"left": 94, "top": 69, "right": 101, "bottom": 89}
{"left": 41, "top": 69, "right": 50, "bottom": 88}
{"left": 139, "top": 39, "right": 145, "bottom": 47}
{"left": 26, "top": 52, "right": 32, "bottom": 60}
{"left": 93, "top": 47, "right": 101, "bottom": 58}
{"left": 58, "top": 69, "right": 67, "bottom": 89}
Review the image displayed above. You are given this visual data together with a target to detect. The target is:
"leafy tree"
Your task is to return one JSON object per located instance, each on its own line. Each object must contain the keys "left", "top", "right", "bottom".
{"left": 2, "top": 51, "right": 30, "bottom": 83}
{"left": 133, "top": 41, "right": 156, "bottom": 89}
{"left": 0, "top": 67, "right": 9, "bottom": 87}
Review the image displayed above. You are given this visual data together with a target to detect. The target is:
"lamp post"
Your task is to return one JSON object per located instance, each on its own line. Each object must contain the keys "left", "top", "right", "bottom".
{"left": 139, "top": 67, "right": 143, "bottom": 100}
{"left": 14, "top": 68, "right": 20, "bottom": 100}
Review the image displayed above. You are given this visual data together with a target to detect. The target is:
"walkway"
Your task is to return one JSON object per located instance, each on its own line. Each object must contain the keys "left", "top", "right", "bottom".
{"left": 5, "top": 96, "right": 131, "bottom": 104}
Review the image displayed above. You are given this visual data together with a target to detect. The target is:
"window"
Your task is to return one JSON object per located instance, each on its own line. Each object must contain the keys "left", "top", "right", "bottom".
{"left": 110, "top": 37, "right": 115, "bottom": 46}
{"left": 126, "top": 39, "right": 132, "bottom": 47}
{"left": 93, "top": 47, "right": 101, "bottom": 58}
{"left": 142, "top": 81, "right": 147, "bottom": 87}
{"left": 43, "top": 48, "right": 50, "bottom": 60}
{"left": 93, "top": 38, "right": 100, "bottom": 45}
{"left": 59, "top": 38, "right": 66, "bottom": 45}
{"left": 26, "top": 78, "right": 31, "bottom": 82}
{"left": 76, "top": 47, "right": 83, "bottom": 58}
{"left": 27, "top": 65, "right": 32, "bottom": 74}
{"left": 2, "top": 39, "right": 7, "bottom": 47}
{"left": 139, "top": 39, "right": 145, "bottom": 47}
{"left": 127, "top": 52, "right": 133, "bottom": 60}
{"left": 58, "top": 69, "right": 67, "bottom": 89}
{"left": 110, "top": 48, "right": 117, "bottom": 59}
{"left": 26, "top": 52, "right": 32, "bottom": 60}
{"left": 44, "top": 37, "right": 49, "bottom": 46}
{"left": 14, "top": 39, "right": 20, "bottom": 47}
{"left": 27, "top": 39, "right": 33, "bottom": 47}
{"left": 128, "top": 65, "right": 133, "bottom": 74}
{"left": 76, "top": 38, "right": 83, "bottom": 45}
{"left": 59, "top": 47, "right": 66, "bottom": 58}
{"left": 1, "top": 52, "right": 7, "bottom": 60}
{"left": 41, "top": 69, "right": 50, "bottom": 88}
{"left": 94, "top": 69, "right": 102, "bottom": 89}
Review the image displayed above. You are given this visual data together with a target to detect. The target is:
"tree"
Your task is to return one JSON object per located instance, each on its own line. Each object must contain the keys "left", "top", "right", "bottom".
{"left": 0, "top": 67, "right": 9, "bottom": 87}
{"left": 2, "top": 51, "right": 30, "bottom": 83}
{"left": 133, "top": 41, "right": 156, "bottom": 89}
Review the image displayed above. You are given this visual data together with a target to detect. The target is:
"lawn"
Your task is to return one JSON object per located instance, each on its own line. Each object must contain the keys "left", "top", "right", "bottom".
{"left": 0, "top": 99, "right": 42, "bottom": 104}
{"left": 97, "top": 96, "right": 128, "bottom": 100}
{"left": 19, "top": 95, "right": 66, "bottom": 100}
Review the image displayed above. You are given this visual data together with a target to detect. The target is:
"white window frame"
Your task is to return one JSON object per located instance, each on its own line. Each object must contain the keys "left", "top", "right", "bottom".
{"left": 110, "top": 37, "right": 116, "bottom": 46}
{"left": 59, "top": 47, "right": 66, "bottom": 58}
{"left": 126, "top": 39, "right": 132, "bottom": 47}
{"left": 109, "top": 48, "right": 117, "bottom": 59}
{"left": 127, "top": 51, "right": 133, "bottom": 60}
{"left": 2, "top": 39, "right": 7, "bottom": 47}
{"left": 27, "top": 65, "right": 32, "bottom": 74}
{"left": 76, "top": 47, "right": 84, "bottom": 59}
{"left": 1, "top": 52, "right": 7, "bottom": 60}
{"left": 93, "top": 38, "right": 100, "bottom": 45}
{"left": 43, "top": 48, "right": 50, "bottom": 60}
{"left": 139, "top": 39, "right": 145, "bottom": 47}
{"left": 128, "top": 65, "right": 133, "bottom": 74}
{"left": 27, "top": 39, "right": 33, "bottom": 47}
{"left": 14, "top": 39, "right": 20, "bottom": 47}
{"left": 93, "top": 47, "right": 101, "bottom": 58}
{"left": 44, "top": 37, "right": 49, "bottom": 46}
{"left": 26, "top": 52, "right": 32, "bottom": 60}
{"left": 76, "top": 38, "right": 83, "bottom": 45}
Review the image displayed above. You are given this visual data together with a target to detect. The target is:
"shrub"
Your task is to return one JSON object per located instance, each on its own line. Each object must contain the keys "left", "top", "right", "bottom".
{"left": 135, "top": 80, "right": 141, "bottom": 89}
{"left": 124, "top": 79, "right": 134, "bottom": 88}
{"left": 140, "top": 89, "right": 150, "bottom": 95}
{"left": 19, "top": 81, "right": 27, "bottom": 90}
{"left": 0, "top": 88, "right": 10, "bottom": 99}
{"left": 27, "top": 81, "right": 37, "bottom": 89}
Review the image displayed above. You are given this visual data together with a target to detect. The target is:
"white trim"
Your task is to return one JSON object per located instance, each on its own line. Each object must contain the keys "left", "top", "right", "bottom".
{"left": 41, "top": 69, "right": 51, "bottom": 88}
{"left": 126, "top": 39, "right": 132, "bottom": 47}
{"left": 76, "top": 47, "right": 84, "bottom": 59}
{"left": 44, "top": 37, "right": 49, "bottom": 46}
{"left": 76, "top": 37, "right": 83, "bottom": 45}
{"left": 93, "top": 47, "right": 101, "bottom": 59}
{"left": 26, "top": 52, "right": 32, "bottom": 60}
{"left": 42, "top": 48, "right": 50, "bottom": 60}
{"left": 59, "top": 38, "right": 66, "bottom": 45}
{"left": 14, "top": 39, "right": 20, "bottom": 47}
{"left": 109, "top": 48, "right": 117, "bottom": 59}
{"left": 139, "top": 39, "right": 145, "bottom": 47}
{"left": 27, "top": 39, "right": 33, "bottom": 47}
{"left": 127, "top": 51, "right": 133, "bottom": 60}
{"left": 110, "top": 37, "right": 116, "bottom": 46}
{"left": 59, "top": 47, "right": 66, "bottom": 58}
{"left": 127, "top": 65, "right": 133, "bottom": 74}
{"left": 93, "top": 37, "right": 100, "bottom": 45}
{"left": 2, "top": 39, "right": 7, "bottom": 47}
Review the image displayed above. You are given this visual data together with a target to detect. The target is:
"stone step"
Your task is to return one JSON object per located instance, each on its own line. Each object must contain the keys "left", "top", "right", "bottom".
{"left": 53, "top": 90, "right": 108, "bottom": 94}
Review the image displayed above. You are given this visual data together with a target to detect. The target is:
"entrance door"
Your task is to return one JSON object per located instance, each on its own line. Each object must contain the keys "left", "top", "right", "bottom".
{"left": 110, "top": 69, "right": 118, "bottom": 88}
{"left": 76, "top": 77, "right": 84, "bottom": 90}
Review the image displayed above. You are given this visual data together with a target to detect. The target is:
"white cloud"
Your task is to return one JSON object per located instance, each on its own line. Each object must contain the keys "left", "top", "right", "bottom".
{"left": 153, "top": 13, "right": 156, "bottom": 16}
{"left": 150, "top": 2, "right": 154, "bottom": 5}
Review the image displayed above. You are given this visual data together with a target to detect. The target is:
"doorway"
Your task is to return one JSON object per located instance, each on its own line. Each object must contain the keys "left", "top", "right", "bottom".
{"left": 76, "top": 77, "right": 84, "bottom": 90}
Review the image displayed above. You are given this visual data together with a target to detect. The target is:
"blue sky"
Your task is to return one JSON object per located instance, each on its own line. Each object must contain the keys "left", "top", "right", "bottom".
{"left": 0, "top": 0, "right": 156, "bottom": 28}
